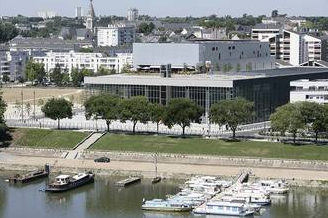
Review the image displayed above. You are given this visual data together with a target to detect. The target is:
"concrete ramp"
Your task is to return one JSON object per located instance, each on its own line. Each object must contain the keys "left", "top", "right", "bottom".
{"left": 65, "top": 132, "right": 105, "bottom": 160}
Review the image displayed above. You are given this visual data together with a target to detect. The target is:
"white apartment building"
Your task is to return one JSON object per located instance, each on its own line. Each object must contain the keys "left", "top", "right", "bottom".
{"left": 97, "top": 24, "right": 136, "bottom": 47}
{"left": 127, "top": 8, "right": 138, "bottom": 21}
{"left": 290, "top": 79, "right": 328, "bottom": 104}
{"left": 75, "top": 7, "right": 83, "bottom": 18}
{"left": 33, "top": 51, "right": 133, "bottom": 75}
{"left": 252, "top": 26, "right": 322, "bottom": 66}
{"left": 37, "top": 11, "right": 57, "bottom": 19}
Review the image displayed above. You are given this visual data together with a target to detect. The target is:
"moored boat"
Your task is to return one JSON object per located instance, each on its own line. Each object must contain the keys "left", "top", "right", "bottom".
{"left": 142, "top": 199, "right": 192, "bottom": 212}
{"left": 8, "top": 165, "right": 50, "bottom": 184}
{"left": 45, "top": 172, "right": 94, "bottom": 193}
{"left": 193, "top": 201, "right": 254, "bottom": 216}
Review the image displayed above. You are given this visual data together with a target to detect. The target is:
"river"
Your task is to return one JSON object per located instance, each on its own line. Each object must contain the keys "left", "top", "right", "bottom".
{"left": 0, "top": 175, "right": 327, "bottom": 218}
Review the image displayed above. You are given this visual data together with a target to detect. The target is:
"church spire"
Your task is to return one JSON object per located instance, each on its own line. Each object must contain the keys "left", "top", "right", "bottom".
{"left": 86, "top": 0, "right": 96, "bottom": 32}
{"left": 87, "top": 0, "right": 96, "bottom": 18}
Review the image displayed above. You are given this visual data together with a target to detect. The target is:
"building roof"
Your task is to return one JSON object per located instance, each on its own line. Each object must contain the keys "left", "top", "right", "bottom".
{"left": 253, "top": 23, "right": 283, "bottom": 30}
{"left": 10, "top": 36, "right": 93, "bottom": 51}
{"left": 85, "top": 67, "right": 328, "bottom": 88}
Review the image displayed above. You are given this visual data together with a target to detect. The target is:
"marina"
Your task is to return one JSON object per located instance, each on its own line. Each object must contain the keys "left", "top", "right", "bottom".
{"left": 0, "top": 174, "right": 327, "bottom": 218}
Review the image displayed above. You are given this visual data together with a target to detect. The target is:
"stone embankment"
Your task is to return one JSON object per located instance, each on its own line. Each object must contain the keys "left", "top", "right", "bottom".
{"left": 1, "top": 147, "right": 328, "bottom": 187}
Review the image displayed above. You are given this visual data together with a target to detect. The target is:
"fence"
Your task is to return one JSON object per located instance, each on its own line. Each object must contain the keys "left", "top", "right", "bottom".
{"left": 6, "top": 115, "right": 270, "bottom": 137}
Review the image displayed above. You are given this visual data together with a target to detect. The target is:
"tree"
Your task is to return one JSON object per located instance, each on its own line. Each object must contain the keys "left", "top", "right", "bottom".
{"left": 71, "top": 68, "right": 93, "bottom": 87}
{"left": 270, "top": 103, "right": 305, "bottom": 144}
{"left": 2, "top": 75, "right": 10, "bottom": 83}
{"left": 162, "top": 98, "right": 203, "bottom": 136}
{"left": 85, "top": 94, "right": 121, "bottom": 132}
{"left": 210, "top": 98, "right": 254, "bottom": 139}
{"left": 0, "top": 22, "right": 18, "bottom": 43}
{"left": 299, "top": 102, "right": 328, "bottom": 143}
{"left": 25, "top": 60, "right": 46, "bottom": 84}
{"left": 42, "top": 98, "right": 73, "bottom": 129}
{"left": 50, "top": 64, "right": 64, "bottom": 86}
{"left": 138, "top": 22, "right": 155, "bottom": 35}
{"left": 119, "top": 96, "right": 151, "bottom": 134}
{"left": 0, "top": 91, "right": 7, "bottom": 138}
{"left": 150, "top": 103, "right": 165, "bottom": 134}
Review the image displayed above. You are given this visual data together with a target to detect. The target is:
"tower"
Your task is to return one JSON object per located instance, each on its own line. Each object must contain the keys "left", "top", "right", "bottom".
{"left": 86, "top": 0, "right": 96, "bottom": 32}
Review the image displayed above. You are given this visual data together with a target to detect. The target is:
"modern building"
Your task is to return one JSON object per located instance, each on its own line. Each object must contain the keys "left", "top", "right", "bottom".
{"left": 75, "top": 7, "right": 83, "bottom": 18}
{"left": 84, "top": 67, "right": 328, "bottom": 123}
{"left": 33, "top": 51, "right": 133, "bottom": 75}
{"left": 133, "top": 40, "right": 275, "bottom": 72}
{"left": 85, "top": 0, "right": 96, "bottom": 32}
{"left": 127, "top": 8, "right": 138, "bottom": 21}
{"left": 252, "top": 26, "right": 323, "bottom": 66}
{"left": 0, "top": 50, "right": 29, "bottom": 81}
{"left": 290, "top": 79, "right": 328, "bottom": 104}
{"left": 97, "top": 24, "right": 136, "bottom": 47}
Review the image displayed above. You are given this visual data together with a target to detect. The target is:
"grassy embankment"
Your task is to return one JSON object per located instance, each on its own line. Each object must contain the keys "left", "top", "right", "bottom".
{"left": 91, "top": 134, "right": 328, "bottom": 161}
{"left": 9, "top": 128, "right": 89, "bottom": 149}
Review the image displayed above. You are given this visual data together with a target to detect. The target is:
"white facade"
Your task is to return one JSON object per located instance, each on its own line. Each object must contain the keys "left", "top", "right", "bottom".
{"left": 253, "top": 28, "right": 322, "bottom": 66}
{"left": 290, "top": 79, "right": 328, "bottom": 104}
{"left": 37, "top": 11, "right": 57, "bottom": 19}
{"left": 127, "top": 8, "right": 138, "bottom": 21}
{"left": 97, "top": 25, "right": 136, "bottom": 47}
{"left": 75, "top": 7, "right": 83, "bottom": 18}
{"left": 33, "top": 51, "right": 133, "bottom": 75}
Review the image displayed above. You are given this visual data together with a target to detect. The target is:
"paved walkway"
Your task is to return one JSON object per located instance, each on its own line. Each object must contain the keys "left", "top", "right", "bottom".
{"left": 65, "top": 132, "right": 104, "bottom": 159}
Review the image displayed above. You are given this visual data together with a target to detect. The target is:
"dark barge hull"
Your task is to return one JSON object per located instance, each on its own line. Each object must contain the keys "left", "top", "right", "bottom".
{"left": 9, "top": 172, "right": 49, "bottom": 184}
{"left": 45, "top": 175, "right": 95, "bottom": 193}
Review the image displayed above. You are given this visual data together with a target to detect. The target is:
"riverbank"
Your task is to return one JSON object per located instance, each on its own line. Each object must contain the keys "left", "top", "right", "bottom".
{"left": 1, "top": 148, "right": 328, "bottom": 188}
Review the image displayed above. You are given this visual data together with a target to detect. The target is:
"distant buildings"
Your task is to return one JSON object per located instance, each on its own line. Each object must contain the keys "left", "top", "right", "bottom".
{"left": 9, "top": 36, "right": 93, "bottom": 54}
{"left": 133, "top": 40, "right": 275, "bottom": 72}
{"left": 75, "top": 7, "right": 83, "bottom": 18}
{"left": 97, "top": 24, "right": 136, "bottom": 47}
{"left": 290, "top": 79, "right": 328, "bottom": 104}
{"left": 252, "top": 25, "right": 323, "bottom": 66}
{"left": 37, "top": 11, "right": 57, "bottom": 19}
{"left": 127, "top": 8, "right": 138, "bottom": 22}
{"left": 33, "top": 51, "right": 133, "bottom": 75}
{"left": 0, "top": 50, "right": 29, "bottom": 81}
{"left": 58, "top": 27, "right": 93, "bottom": 41}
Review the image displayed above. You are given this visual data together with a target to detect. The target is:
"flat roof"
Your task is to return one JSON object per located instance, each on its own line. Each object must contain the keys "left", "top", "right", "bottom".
{"left": 84, "top": 67, "right": 328, "bottom": 88}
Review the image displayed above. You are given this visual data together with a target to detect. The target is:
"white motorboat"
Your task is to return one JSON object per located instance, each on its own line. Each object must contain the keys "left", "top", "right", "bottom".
{"left": 193, "top": 201, "right": 254, "bottom": 216}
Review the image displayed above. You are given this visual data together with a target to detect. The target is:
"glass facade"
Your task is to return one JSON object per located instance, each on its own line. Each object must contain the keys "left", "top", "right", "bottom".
{"left": 85, "top": 71, "right": 328, "bottom": 123}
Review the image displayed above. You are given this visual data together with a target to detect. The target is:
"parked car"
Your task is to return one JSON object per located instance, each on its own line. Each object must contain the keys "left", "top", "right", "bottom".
{"left": 94, "top": 157, "right": 110, "bottom": 163}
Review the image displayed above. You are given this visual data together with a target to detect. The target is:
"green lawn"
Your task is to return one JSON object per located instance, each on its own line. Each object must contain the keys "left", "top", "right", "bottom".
{"left": 11, "top": 128, "right": 89, "bottom": 149}
{"left": 92, "top": 134, "right": 328, "bottom": 161}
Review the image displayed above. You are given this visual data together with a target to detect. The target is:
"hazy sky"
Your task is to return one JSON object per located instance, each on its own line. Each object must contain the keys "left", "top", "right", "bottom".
{"left": 0, "top": 0, "right": 327, "bottom": 17}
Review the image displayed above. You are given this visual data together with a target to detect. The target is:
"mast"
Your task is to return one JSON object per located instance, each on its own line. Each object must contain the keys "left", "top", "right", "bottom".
{"left": 154, "top": 153, "right": 158, "bottom": 178}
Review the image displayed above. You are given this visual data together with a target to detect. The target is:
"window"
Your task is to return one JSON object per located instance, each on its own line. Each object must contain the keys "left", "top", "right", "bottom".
{"left": 228, "top": 46, "right": 231, "bottom": 50}
{"left": 212, "top": 47, "right": 215, "bottom": 51}
{"left": 232, "top": 46, "right": 235, "bottom": 50}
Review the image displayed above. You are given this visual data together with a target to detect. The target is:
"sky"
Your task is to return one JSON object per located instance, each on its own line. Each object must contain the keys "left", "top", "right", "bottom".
{"left": 0, "top": 0, "right": 327, "bottom": 17}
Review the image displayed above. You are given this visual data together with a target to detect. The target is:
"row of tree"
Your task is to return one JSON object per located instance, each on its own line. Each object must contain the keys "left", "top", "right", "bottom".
{"left": 25, "top": 61, "right": 116, "bottom": 86}
{"left": 270, "top": 101, "right": 328, "bottom": 143}
{"left": 84, "top": 94, "right": 254, "bottom": 137}
{"left": 27, "top": 94, "right": 255, "bottom": 138}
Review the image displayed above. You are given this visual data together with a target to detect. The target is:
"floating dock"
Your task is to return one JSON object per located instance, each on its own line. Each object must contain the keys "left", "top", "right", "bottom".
{"left": 116, "top": 177, "right": 141, "bottom": 187}
{"left": 195, "top": 169, "right": 251, "bottom": 211}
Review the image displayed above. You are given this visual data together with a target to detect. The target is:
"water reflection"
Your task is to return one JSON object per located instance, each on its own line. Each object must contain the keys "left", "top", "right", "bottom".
{"left": 0, "top": 176, "right": 328, "bottom": 218}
